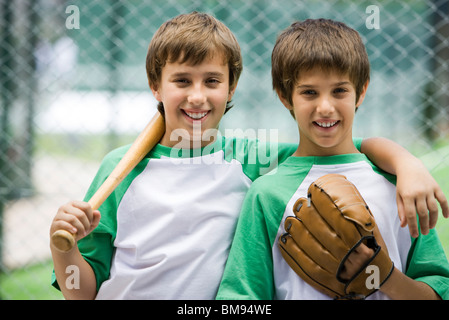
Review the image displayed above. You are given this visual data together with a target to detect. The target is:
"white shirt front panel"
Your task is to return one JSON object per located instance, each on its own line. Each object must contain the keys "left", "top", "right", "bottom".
{"left": 96, "top": 151, "right": 251, "bottom": 299}
{"left": 273, "top": 161, "right": 411, "bottom": 300}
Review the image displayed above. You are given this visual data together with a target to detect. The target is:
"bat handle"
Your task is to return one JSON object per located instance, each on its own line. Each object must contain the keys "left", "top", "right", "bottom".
{"left": 51, "top": 229, "right": 76, "bottom": 252}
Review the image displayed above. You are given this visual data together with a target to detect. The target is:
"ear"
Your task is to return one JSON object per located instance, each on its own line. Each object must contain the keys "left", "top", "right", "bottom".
{"left": 355, "top": 80, "right": 369, "bottom": 109}
{"left": 276, "top": 89, "right": 293, "bottom": 111}
{"left": 228, "top": 83, "right": 238, "bottom": 102}
{"left": 150, "top": 83, "right": 162, "bottom": 102}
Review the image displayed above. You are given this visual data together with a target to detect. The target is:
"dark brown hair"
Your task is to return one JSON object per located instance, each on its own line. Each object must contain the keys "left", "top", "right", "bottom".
{"left": 272, "top": 19, "right": 370, "bottom": 117}
{"left": 146, "top": 12, "right": 243, "bottom": 114}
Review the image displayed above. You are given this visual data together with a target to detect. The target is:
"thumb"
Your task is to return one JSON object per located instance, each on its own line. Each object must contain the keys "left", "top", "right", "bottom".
{"left": 89, "top": 210, "right": 101, "bottom": 233}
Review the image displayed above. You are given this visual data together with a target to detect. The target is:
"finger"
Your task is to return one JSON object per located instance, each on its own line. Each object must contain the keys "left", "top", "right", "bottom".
{"left": 396, "top": 194, "right": 406, "bottom": 227}
{"left": 426, "top": 194, "right": 439, "bottom": 229}
{"left": 61, "top": 204, "right": 92, "bottom": 237}
{"left": 400, "top": 194, "right": 419, "bottom": 238}
{"left": 69, "top": 201, "right": 97, "bottom": 231}
{"left": 51, "top": 219, "right": 77, "bottom": 236}
{"left": 71, "top": 200, "right": 94, "bottom": 224}
{"left": 415, "top": 197, "right": 429, "bottom": 236}
{"left": 89, "top": 210, "right": 101, "bottom": 233}
{"left": 352, "top": 243, "right": 375, "bottom": 261}
{"left": 435, "top": 189, "right": 449, "bottom": 219}
{"left": 341, "top": 244, "right": 374, "bottom": 280}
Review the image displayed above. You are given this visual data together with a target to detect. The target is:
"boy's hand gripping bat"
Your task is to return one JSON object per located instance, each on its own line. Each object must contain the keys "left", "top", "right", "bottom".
{"left": 50, "top": 112, "right": 165, "bottom": 252}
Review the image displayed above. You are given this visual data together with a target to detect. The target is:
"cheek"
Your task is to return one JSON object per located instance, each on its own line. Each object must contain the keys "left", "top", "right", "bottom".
{"left": 291, "top": 99, "right": 311, "bottom": 118}
{"left": 210, "top": 90, "right": 231, "bottom": 109}
{"left": 342, "top": 100, "right": 357, "bottom": 117}
{"left": 160, "top": 88, "right": 185, "bottom": 107}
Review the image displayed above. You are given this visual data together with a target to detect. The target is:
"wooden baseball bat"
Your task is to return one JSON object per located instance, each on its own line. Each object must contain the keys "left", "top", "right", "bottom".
{"left": 51, "top": 111, "right": 165, "bottom": 252}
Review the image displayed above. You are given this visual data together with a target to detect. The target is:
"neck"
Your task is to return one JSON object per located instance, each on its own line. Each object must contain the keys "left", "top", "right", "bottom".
{"left": 293, "top": 140, "right": 360, "bottom": 157}
{"left": 159, "top": 131, "right": 219, "bottom": 149}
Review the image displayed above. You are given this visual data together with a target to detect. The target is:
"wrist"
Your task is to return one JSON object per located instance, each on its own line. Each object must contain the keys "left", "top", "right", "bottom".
{"left": 395, "top": 157, "right": 425, "bottom": 174}
{"left": 378, "top": 266, "right": 399, "bottom": 296}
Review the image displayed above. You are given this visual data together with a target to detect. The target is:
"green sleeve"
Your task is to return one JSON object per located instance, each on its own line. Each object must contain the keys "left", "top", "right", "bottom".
{"left": 51, "top": 145, "right": 139, "bottom": 291}
{"left": 216, "top": 184, "right": 276, "bottom": 300}
{"left": 79, "top": 233, "right": 115, "bottom": 291}
{"left": 75, "top": 148, "right": 127, "bottom": 290}
{"left": 79, "top": 144, "right": 151, "bottom": 290}
{"left": 51, "top": 148, "right": 120, "bottom": 291}
{"left": 406, "top": 229, "right": 449, "bottom": 299}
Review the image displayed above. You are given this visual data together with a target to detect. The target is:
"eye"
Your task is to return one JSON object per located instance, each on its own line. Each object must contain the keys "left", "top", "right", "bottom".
{"left": 333, "top": 87, "right": 348, "bottom": 94}
{"left": 206, "top": 78, "right": 221, "bottom": 87}
{"left": 301, "top": 89, "right": 317, "bottom": 96}
{"left": 173, "top": 78, "right": 190, "bottom": 87}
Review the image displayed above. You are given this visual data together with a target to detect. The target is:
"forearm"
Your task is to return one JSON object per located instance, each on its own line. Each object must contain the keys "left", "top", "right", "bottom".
{"left": 380, "top": 267, "right": 440, "bottom": 300}
{"left": 51, "top": 244, "right": 97, "bottom": 300}
{"left": 360, "top": 137, "right": 424, "bottom": 175}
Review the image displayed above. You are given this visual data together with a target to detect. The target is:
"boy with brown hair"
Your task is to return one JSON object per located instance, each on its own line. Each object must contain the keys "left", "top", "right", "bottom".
{"left": 216, "top": 18, "right": 449, "bottom": 300}
{"left": 50, "top": 13, "right": 446, "bottom": 300}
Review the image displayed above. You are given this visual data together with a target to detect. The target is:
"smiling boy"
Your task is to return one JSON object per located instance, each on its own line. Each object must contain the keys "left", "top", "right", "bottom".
{"left": 50, "top": 13, "right": 447, "bottom": 300}
{"left": 216, "top": 19, "right": 449, "bottom": 300}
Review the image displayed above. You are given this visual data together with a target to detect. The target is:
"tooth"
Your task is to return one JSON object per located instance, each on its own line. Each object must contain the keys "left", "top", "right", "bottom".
{"left": 317, "top": 121, "right": 337, "bottom": 127}
{"left": 186, "top": 111, "right": 207, "bottom": 119}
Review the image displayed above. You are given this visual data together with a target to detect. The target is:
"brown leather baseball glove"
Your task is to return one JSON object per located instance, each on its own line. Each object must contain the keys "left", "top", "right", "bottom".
{"left": 278, "top": 173, "right": 394, "bottom": 299}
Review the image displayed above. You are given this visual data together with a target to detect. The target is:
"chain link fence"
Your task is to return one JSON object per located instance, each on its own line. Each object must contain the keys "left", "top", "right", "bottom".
{"left": 0, "top": 0, "right": 448, "bottom": 299}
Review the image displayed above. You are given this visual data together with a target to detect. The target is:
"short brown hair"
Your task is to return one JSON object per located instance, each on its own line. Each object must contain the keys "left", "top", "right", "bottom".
{"left": 272, "top": 19, "right": 370, "bottom": 116}
{"left": 146, "top": 12, "right": 243, "bottom": 114}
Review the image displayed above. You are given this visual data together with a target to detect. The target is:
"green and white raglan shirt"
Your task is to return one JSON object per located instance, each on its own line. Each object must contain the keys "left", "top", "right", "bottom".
{"left": 52, "top": 134, "right": 301, "bottom": 299}
{"left": 216, "top": 153, "right": 449, "bottom": 300}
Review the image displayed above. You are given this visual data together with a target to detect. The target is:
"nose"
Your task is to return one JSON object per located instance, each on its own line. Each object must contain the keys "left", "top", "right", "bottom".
{"left": 187, "top": 84, "right": 207, "bottom": 106}
{"left": 316, "top": 96, "right": 335, "bottom": 115}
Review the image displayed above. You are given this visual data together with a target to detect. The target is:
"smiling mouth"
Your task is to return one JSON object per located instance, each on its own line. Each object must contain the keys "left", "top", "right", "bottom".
{"left": 183, "top": 110, "right": 209, "bottom": 120}
{"left": 314, "top": 120, "right": 339, "bottom": 128}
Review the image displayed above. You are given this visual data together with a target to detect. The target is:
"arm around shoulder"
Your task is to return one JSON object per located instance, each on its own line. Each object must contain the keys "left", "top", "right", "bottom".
{"left": 360, "top": 137, "right": 449, "bottom": 237}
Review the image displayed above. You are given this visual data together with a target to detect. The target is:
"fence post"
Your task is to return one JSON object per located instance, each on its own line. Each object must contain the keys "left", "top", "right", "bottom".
{"left": 0, "top": 0, "right": 15, "bottom": 293}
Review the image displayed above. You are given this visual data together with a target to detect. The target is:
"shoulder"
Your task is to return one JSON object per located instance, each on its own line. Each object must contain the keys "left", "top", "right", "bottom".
{"left": 87, "top": 144, "right": 133, "bottom": 183}
{"left": 100, "top": 144, "right": 131, "bottom": 167}
{"left": 222, "top": 136, "right": 295, "bottom": 158}
{"left": 221, "top": 136, "right": 297, "bottom": 180}
{"left": 245, "top": 157, "right": 311, "bottom": 205}
{"left": 103, "top": 144, "right": 131, "bottom": 160}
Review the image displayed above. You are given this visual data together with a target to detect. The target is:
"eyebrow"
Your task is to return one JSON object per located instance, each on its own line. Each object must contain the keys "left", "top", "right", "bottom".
{"left": 170, "top": 71, "right": 225, "bottom": 78}
{"left": 296, "top": 81, "right": 351, "bottom": 88}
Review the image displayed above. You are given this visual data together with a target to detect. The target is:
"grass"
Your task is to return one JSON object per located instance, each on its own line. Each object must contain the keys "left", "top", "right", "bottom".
{"left": 0, "top": 260, "right": 63, "bottom": 300}
{"left": 35, "top": 133, "right": 135, "bottom": 161}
